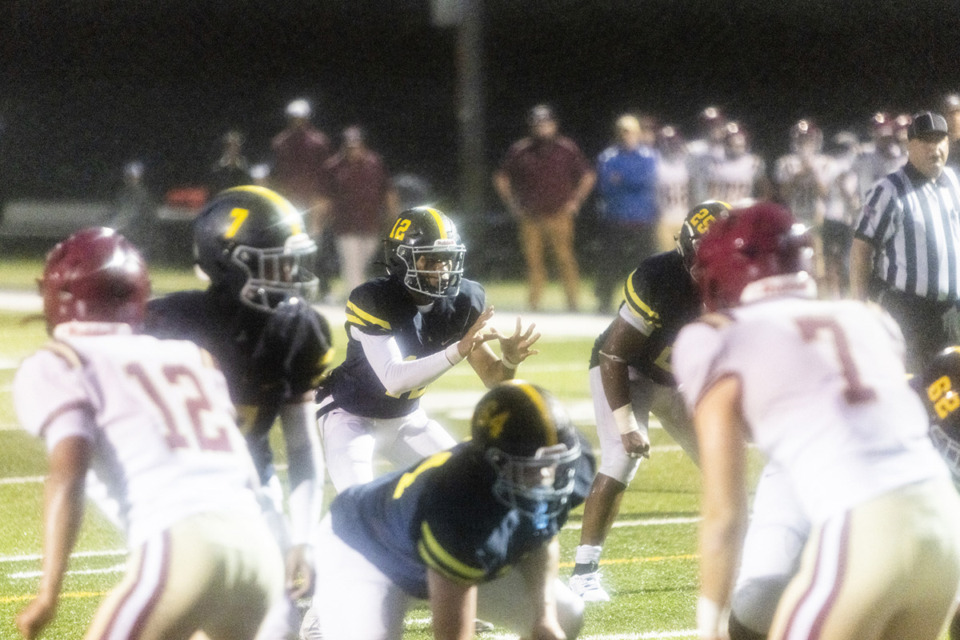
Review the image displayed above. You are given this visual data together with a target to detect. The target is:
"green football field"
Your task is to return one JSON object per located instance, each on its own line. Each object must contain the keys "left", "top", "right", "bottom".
{"left": 0, "top": 263, "right": 832, "bottom": 639}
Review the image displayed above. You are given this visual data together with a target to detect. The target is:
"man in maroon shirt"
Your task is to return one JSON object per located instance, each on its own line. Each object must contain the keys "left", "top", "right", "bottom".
{"left": 494, "top": 105, "right": 596, "bottom": 312}
{"left": 323, "top": 126, "right": 400, "bottom": 297}
{"left": 271, "top": 98, "right": 335, "bottom": 296}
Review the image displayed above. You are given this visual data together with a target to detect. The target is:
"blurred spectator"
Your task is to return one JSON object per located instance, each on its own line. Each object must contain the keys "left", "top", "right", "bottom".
{"left": 392, "top": 172, "right": 435, "bottom": 210}
{"left": 271, "top": 98, "right": 335, "bottom": 295}
{"left": 706, "top": 121, "right": 768, "bottom": 204}
{"left": 775, "top": 120, "right": 832, "bottom": 226}
{"left": 775, "top": 119, "right": 833, "bottom": 290}
{"left": 655, "top": 124, "right": 692, "bottom": 252}
{"left": 855, "top": 111, "right": 908, "bottom": 199}
{"left": 687, "top": 105, "right": 728, "bottom": 205}
{"left": 108, "top": 160, "right": 156, "bottom": 258}
{"left": 249, "top": 162, "right": 271, "bottom": 186}
{"left": 323, "top": 125, "right": 401, "bottom": 297}
{"left": 821, "top": 131, "right": 862, "bottom": 298}
{"left": 209, "top": 129, "right": 251, "bottom": 193}
{"left": 944, "top": 93, "right": 960, "bottom": 170}
{"left": 493, "top": 104, "right": 596, "bottom": 312}
{"left": 593, "top": 113, "right": 660, "bottom": 313}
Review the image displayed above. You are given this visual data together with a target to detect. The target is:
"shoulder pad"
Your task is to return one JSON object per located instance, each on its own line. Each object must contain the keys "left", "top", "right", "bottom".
{"left": 39, "top": 341, "right": 83, "bottom": 370}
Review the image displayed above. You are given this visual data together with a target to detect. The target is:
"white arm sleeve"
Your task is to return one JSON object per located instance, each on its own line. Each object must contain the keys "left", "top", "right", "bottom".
{"left": 353, "top": 326, "right": 463, "bottom": 395}
{"left": 281, "top": 400, "right": 324, "bottom": 546}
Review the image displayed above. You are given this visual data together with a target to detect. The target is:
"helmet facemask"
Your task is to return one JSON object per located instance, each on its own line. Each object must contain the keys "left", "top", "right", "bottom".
{"left": 231, "top": 232, "right": 319, "bottom": 310}
{"left": 486, "top": 440, "right": 581, "bottom": 529}
{"left": 397, "top": 241, "right": 465, "bottom": 298}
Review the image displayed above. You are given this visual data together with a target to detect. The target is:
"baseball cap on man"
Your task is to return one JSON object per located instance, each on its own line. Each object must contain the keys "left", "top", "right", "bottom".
{"left": 908, "top": 111, "right": 948, "bottom": 140}
{"left": 528, "top": 104, "right": 556, "bottom": 124}
{"left": 285, "top": 99, "right": 312, "bottom": 119}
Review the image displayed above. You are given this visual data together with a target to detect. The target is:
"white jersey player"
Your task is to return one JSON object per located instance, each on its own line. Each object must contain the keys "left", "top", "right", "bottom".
{"left": 13, "top": 228, "right": 284, "bottom": 640}
{"left": 672, "top": 203, "right": 960, "bottom": 640}
{"left": 706, "top": 123, "right": 766, "bottom": 205}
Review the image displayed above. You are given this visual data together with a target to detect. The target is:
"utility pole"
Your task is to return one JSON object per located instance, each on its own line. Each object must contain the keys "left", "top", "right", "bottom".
{"left": 432, "top": 0, "right": 486, "bottom": 217}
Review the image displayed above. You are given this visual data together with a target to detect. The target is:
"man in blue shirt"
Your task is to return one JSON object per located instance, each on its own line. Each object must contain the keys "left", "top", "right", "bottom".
{"left": 594, "top": 113, "right": 660, "bottom": 313}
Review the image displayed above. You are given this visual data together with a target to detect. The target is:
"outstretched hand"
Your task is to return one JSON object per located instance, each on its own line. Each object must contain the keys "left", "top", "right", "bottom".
{"left": 457, "top": 306, "right": 499, "bottom": 359}
{"left": 491, "top": 316, "right": 540, "bottom": 366}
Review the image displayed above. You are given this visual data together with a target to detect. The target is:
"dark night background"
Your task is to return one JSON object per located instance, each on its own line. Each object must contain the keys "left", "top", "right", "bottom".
{"left": 3, "top": 0, "right": 960, "bottom": 212}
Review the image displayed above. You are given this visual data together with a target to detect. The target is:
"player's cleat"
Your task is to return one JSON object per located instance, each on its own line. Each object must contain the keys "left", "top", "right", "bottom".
{"left": 568, "top": 571, "right": 611, "bottom": 602}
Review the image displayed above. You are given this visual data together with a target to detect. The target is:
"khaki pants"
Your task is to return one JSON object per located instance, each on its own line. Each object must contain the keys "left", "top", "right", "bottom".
{"left": 84, "top": 511, "right": 284, "bottom": 640}
{"left": 518, "top": 214, "right": 580, "bottom": 311}
{"left": 769, "top": 478, "right": 960, "bottom": 640}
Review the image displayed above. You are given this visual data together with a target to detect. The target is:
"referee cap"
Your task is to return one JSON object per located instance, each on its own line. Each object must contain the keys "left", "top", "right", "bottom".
{"left": 908, "top": 111, "right": 948, "bottom": 140}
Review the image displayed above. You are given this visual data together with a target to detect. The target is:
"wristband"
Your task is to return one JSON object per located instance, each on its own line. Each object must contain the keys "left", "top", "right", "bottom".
{"left": 445, "top": 342, "right": 465, "bottom": 366}
{"left": 696, "top": 596, "right": 728, "bottom": 639}
{"left": 501, "top": 354, "right": 520, "bottom": 370}
{"left": 612, "top": 404, "right": 640, "bottom": 435}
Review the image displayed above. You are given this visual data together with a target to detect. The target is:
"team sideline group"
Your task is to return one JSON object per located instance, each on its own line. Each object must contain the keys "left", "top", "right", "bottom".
{"left": 12, "top": 104, "right": 960, "bottom": 640}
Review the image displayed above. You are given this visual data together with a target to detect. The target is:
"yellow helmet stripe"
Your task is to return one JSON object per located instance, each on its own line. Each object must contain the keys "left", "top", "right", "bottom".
{"left": 226, "top": 185, "right": 304, "bottom": 234}
{"left": 422, "top": 207, "right": 448, "bottom": 240}
{"left": 510, "top": 380, "right": 558, "bottom": 446}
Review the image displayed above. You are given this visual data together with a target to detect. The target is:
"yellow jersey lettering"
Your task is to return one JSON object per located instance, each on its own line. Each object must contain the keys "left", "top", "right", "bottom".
{"left": 394, "top": 451, "right": 452, "bottom": 499}
{"left": 928, "top": 375, "right": 960, "bottom": 420}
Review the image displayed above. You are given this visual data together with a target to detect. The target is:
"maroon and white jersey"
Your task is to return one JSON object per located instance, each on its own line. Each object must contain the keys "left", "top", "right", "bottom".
{"left": 13, "top": 322, "right": 263, "bottom": 547}
{"left": 656, "top": 156, "right": 691, "bottom": 228}
{"left": 774, "top": 152, "right": 834, "bottom": 226}
{"left": 706, "top": 153, "right": 764, "bottom": 205}
{"left": 672, "top": 276, "right": 949, "bottom": 523}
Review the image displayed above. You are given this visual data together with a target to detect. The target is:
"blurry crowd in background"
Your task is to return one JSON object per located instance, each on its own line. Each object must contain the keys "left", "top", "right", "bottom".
{"left": 99, "top": 92, "right": 960, "bottom": 312}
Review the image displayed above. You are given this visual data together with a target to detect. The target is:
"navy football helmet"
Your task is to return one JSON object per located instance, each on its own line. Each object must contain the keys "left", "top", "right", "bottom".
{"left": 384, "top": 207, "right": 465, "bottom": 298}
{"left": 40, "top": 227, "right": 150, "bottom": 333}
{"left": 675, "top": 200, "right": 731, "bottom": 274}
{"left": 193, "top": 185, "right": 318, "bottom": 310}
{"left": 471, "top": 381, "right": 581, "bottom": 523}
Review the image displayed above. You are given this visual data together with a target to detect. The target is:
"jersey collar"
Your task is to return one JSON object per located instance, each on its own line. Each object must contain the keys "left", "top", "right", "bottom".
{"left": 739, "top": 272, "right": 818, "bottom": 305}
{"left": 53, "top": 321, "right": 134, "bottom": 338}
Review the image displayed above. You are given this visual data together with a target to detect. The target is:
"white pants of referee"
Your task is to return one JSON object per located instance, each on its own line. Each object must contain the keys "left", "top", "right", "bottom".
{"left": 307, "top": 516, "right": 584, "bottom": 640}
{"left": 318, "top": 397, "right": 457, "bottom": 492}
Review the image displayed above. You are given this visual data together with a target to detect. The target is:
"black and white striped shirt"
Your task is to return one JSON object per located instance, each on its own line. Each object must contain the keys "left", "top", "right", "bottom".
{"left": 854, "top": 162, "right": 960, "bottom": 301}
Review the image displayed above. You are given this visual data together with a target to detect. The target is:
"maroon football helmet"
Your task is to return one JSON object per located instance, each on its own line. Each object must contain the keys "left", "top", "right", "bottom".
{"left": 40, "top": 227, "right": 150, "bottom": 332}
{"left": 695, "top": 202, "right": 812, "bottom": 311}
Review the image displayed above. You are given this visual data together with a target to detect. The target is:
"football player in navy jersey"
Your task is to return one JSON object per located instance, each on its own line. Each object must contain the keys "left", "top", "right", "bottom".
{"left": 316, "top": 206, "right": 540, "bottom": 493}
{"left": 303, "top": 381, "right": 594, "bottom": 640}
{"left": 568, "top": 200, "right": 731, "bottom": 602}
{"left": 143, "top": 185, "right": 334, "bottom": 639}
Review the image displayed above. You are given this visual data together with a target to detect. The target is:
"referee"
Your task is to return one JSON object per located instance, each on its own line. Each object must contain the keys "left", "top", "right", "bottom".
{"left": 850, "top": 110, "right": 960, "bottom": 374}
